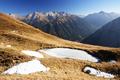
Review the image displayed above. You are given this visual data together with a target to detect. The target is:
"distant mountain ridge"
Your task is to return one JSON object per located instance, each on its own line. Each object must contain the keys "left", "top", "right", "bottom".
{"left": 84, "top": 11, "right": 120, "bottom": 30}
{"left": 9, "top": 11, "right": 94, "bottom": 42}
{"left": 82, "top": 17, "right": 120, "bottom": 48}
{"left": 8, "top": 11, "right": 120, "bottom": 43}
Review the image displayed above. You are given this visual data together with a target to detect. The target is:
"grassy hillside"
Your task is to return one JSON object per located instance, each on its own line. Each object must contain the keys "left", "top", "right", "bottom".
{"left": 0, "top": 13, "right": 120, "bottom": 80}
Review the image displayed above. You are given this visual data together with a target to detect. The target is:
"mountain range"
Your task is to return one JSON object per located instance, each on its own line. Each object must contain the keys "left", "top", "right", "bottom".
{"left": 84, "top": 11, "right": 120, "bottom": 30}
{"left": 83, "top": 17, "right": 120, "bottom": 47}
{"left": 23, "top": 12, "right": 94, "bottom": 41}
{"left": 8, "top": 11, "right": 120, "bottom": 47}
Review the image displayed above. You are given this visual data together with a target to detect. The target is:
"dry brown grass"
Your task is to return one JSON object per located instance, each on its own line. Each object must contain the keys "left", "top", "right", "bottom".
{"left": 0, "top": 13, "right": 120, "bottom": 80}
{"left": 0, "top": 58, "right": 120, "bottom": 80}
{"left": 0, "top": 47, "right": 32, "bottom": 73}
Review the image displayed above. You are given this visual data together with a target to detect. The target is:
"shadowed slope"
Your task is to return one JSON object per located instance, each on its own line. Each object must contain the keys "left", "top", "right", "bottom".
{"left": 83, "top": 17, "right": 120, "bottom": 48}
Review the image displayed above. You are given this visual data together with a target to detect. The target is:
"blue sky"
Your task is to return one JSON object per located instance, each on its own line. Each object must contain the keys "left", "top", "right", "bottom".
{"left": 0, "top": 0, "right": 120, "bottom": 15}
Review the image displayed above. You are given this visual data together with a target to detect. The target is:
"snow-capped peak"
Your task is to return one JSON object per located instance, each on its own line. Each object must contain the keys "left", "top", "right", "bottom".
{"left": 26, "top": 12, "right": 44, "bottom": 19}
{"left": 25, "top": 12, "right": 49, "bottom": 23}
{"left": 25, "top": 11, "right": 71, "bottom": 22}
{"left": 45, "top": 11, "right": 58, "bottom": 16}
{"left": 45, "top": 11, "right": 68, "bottom": 16}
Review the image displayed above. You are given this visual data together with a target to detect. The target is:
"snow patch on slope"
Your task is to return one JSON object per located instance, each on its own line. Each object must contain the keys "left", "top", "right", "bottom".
{"left": 109, "top": 60, "right": 117, "bottom": 64}
{"left": 3, "top": 59, "right": 50, "bottom": 74}
{"left": 21, "top": 50, "right": 44, "bottom": 58}
{"left": 6, "top": 45, "right": 12, "bottom": 48}
{"left": 39, "top": 48, "right": 99, "bottom": 62}
{"left": 0, "top": 43, "right": 12, "bottom": 48}
{"left": 83, "top": 66, "right": 114, "bottom": 78}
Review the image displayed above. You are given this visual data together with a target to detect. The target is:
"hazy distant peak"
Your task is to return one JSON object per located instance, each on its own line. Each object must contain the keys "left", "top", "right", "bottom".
{"left": 84, "top": 11, "right": 120, "bottom": 30}
{"left": 83, "top": 17, "right": 120, "bottom": 47}
{"left": 99, "top": 11, "right": 106, "bottom": 14}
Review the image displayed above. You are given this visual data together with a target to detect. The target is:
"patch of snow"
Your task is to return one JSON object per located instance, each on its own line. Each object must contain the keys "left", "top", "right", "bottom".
{"left": 83, "top": 67, "right": 114, "bottom": 78}
{"left": 6, "top": 45, "right": 12, "bottom": 48}
{"left": 21, "top": 50, "right": 44, "bottom": 58}
{"left": 0, "top": 43, "right": 12, "bottom": 48}
{"left": 0, "top": 43, "right": 4, "bottom": 45}
{"left": 109, "top": 60, "right": 117, "bottom": 64}
{"left": 39, "top": 48, "right": 99, "bottom": 62}
{"left": 11, "top": 30, "right": 16, "bottom": 33}
{"left": 3, "top": 59, "right": 49, "bottom": 75}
